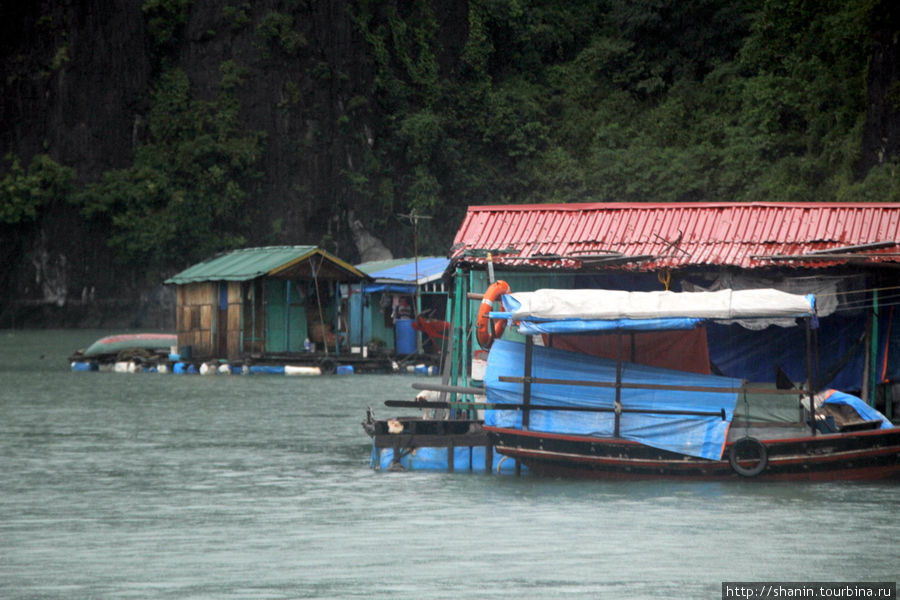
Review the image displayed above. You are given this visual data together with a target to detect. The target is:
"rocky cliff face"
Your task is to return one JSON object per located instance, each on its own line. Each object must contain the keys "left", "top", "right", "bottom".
{"left": 1, "top": 1, "right": 156, "bottom": 326}
{"left": 1, "top": 1, "right": 898, "bottom": 328}
{"left": 0, "top": 0, "right": 422, "bottom": 327}
{"left": 859, "top": 7, "right": 900, "bottom": 177}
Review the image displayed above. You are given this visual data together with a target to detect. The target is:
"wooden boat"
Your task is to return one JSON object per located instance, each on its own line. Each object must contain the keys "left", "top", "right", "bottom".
{"left": 476, "top": 287, "right": 900, "bottom": 481}
{"left": 70, "top": 332, "right": 176, "bottom": 363}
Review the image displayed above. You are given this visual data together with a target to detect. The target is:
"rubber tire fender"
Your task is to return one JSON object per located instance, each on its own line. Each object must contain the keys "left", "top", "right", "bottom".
{"left": 728, "top": 436, "right": 768, "bottom": 477}
{"left": 318, "top": 357, "right": 337, "bottom": 375}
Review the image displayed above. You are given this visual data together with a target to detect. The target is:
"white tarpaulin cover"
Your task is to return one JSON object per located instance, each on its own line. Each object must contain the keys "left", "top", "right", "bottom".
{"left": 501, "top": 288, "right": 815, "bottom": 322}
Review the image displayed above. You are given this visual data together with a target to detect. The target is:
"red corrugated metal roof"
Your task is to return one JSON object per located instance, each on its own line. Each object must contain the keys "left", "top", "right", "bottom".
{"left": 450, "top": 202, "right": 900, "bottom": 271}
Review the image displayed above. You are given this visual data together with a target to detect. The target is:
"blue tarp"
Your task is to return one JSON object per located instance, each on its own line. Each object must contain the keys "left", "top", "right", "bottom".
{"left": 370, "top": 445, "right": 522, "bottom": 473}
{"left": 362, "top": 283, "right": 417, "bottom": 294}
{"left": 706, "top": 315, "right": 862, "bottom": 390}
{"left": 489, "top": 312, "right": 704, "bottom": 333}
{"left": 822, "top": 389, "right": 894, "bottom": 428}
{"left": 483, "top": 340, "right": 742, "bottom": 460}
{"left": 362, "top": 257, "right": 449, "bottom": 285}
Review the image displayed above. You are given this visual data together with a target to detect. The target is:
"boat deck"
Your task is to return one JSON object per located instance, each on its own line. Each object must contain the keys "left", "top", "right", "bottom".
{"left": 728, "top": 424, "right": 811, "bottom": 441}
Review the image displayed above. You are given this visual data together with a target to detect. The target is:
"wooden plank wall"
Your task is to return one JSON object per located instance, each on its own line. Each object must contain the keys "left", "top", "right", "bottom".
{"left": 227, "top": 281, "right": 242, "bottom": 359}
{"left": 175, "top": 282, "right": 215, "bottom": 356}
{"left": 242, "top": 279, "right": 266, "bottom": 355}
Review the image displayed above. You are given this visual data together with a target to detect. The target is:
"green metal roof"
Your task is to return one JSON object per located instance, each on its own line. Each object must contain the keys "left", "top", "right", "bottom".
{"left": 164, "top": 246, "right": 367, "bottom": 284}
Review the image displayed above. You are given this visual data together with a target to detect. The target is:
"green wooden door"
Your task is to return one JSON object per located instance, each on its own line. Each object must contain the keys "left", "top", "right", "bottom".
{"left": 265, "top": 279, "right": 287, "bottom": 353}
{"left": 265, "top": 279, "right": 308, "bottom": 353}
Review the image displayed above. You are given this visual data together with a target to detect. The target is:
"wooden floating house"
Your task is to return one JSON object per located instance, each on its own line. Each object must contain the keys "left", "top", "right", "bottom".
{"left": 352, "top": 256, "right": 450, "bottom": 368}
{"left": 368, "top": 202, "right": 900, "bottom": 473}
{"left": 164, "top": 245, "right": 394, "bottom": 373}
{"left": 447, "top": 202, "right": 900, "bottom": 416}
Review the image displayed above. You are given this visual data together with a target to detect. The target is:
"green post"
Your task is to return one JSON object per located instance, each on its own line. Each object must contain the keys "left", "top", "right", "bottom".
{"left": 449, "top": 266, "right": 465, "bottom": 412}
{"left": 870, "top": 289, "right": 879, "bottom": 407}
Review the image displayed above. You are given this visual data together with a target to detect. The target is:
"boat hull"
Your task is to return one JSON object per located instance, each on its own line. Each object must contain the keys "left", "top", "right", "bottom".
{"left": 485, "top": 426, "right": 900, "bottom": 481}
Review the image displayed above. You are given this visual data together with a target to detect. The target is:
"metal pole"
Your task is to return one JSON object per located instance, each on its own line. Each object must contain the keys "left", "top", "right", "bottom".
{"left": 614, "top": 332, "right": 623, "bottom": 437}
{"left": 806, "top": 317, "right": 816, "bottom": 436}
{"left": 285, "top": 280, "right": 291, "bottom": 351}
{"left": 523, "top": 334, "right": 534, "bottom": 430}
{"left": 449, "top": 267, "right": 465, "bottom": 405}
{"left": 870, "top": 289, "right": 880, "bottom": 407}
{"left": 414, "top": 213, "right": 422, "bottom": 355}
{"left": 252, "top": 281, "right": 257, "bottom": 353}
{"left": 516, "top": 333, "right": 533, "bottom": 478}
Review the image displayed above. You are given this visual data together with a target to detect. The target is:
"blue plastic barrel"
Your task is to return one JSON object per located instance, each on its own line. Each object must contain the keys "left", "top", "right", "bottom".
{"left": 249, "top": 365, "right": 285, "bottom": 375}
{"left": 395, "top": 318, "right": 417, "bottom": 354}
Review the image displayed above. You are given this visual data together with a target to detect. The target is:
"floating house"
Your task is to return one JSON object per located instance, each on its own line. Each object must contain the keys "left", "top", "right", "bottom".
{"left": 447, "top": 202, "right": 900, "bottom": 416}
{"left": 164, "top": 246, "right": 376, "bottom": 369}
{"left": 352, "top": 257, "right": 450, "bottom": 361}
{"left": 368, "top": 201, "right": 900, "bottom": 474}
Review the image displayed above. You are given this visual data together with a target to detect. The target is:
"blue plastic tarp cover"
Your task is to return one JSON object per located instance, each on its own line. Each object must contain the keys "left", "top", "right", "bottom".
{"left": 364, "top": 257, "right": 449, "bottom": 284}
{"left": 492, "top": 314, "right": 704, "bottom": 334}
{"left": 821, "top": 390, "right": 894, "bottom": 429}
{"left": 483, "top": 340, "right": 742, "bottom": 460}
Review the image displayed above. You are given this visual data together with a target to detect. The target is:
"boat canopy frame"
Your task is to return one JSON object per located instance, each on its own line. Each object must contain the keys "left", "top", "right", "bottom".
{"left": 486, "top": 287, "right": 821, "bottom": 440}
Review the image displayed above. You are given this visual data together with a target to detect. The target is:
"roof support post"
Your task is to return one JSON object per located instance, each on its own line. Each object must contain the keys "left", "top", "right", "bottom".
{"left": 614, "top": 332, "right": 623, "bottom": 438}
{"left": 251, "top": 280, "right": 257, "bottom": 353}
{"left": 449, "top": 267, "right": 466, "bottom": 406}
{"left": 806, "top": 317, "right": 816, "bottom": 436}
{"left": 522, "top": 334, "right": 534, "bottom": 431}
{"left": 870, "top": 289, "right": 880, "bottom": 407}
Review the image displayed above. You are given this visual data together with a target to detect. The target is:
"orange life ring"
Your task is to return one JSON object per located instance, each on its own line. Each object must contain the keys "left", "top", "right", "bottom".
{"left": 476, "top": 280, "right": 510, "bottom": 349}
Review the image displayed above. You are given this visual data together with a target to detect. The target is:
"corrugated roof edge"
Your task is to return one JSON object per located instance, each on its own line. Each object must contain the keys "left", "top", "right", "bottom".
{"left": 462, "top": 201, "right": 900, "bottom": 210}
{"left": 164, "top": 245, "right": 368, "bottom": 284}
{"left": 267, "top": 247, "right": 369, "bottom": 280}
{"left": 449, "top": 202, "right": 900, "bottom": 272}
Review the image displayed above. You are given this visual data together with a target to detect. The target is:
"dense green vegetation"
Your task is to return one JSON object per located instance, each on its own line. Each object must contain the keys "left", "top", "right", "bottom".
{"left": 76, "top": 64, "right": 264, "bottom": 274}
{"left": 2, "top": 0, "right": 898, "bottom": 279}
{"left": 355, "top": 0, "right": 899, "bottom": 249}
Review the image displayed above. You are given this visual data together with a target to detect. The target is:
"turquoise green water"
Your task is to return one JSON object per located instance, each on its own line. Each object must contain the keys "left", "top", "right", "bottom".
{"left": 1, "top": 330, "right": 897, "bottom": 599}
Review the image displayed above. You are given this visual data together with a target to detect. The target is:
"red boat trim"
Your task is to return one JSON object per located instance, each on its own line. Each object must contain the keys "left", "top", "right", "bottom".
{"left": 483, "top": 424, "right": 899, "bottom": 447}
{"left": 493, "top": 445, "right": 715, "bottom": 469}
{"left": 484, "top": 426, "right": 648, "bottom": 447}
{"left": 494, "top": 446, "right": 716, "bottom": 469}
{"left": 98, "top": 333, "right": 177, "bottom": 344}
{"left": 493, "top": 445, "right": 900, "bottom": 481}
{"left": 761, "top": 445, "right": 900, "bottom": 467}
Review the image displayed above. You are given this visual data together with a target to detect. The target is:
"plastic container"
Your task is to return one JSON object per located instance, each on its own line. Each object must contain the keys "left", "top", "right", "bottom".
{"left": 249, "top": 365, "right": 285, "bottom": 375}
{"left": 395, "top": 318, "right": 417, "bottom": 355}
{"left": 284, "top": 365, "right": 321, "bottom": 376}
{"left": 471, "top": 349, "right": 489, "bottom": 381}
